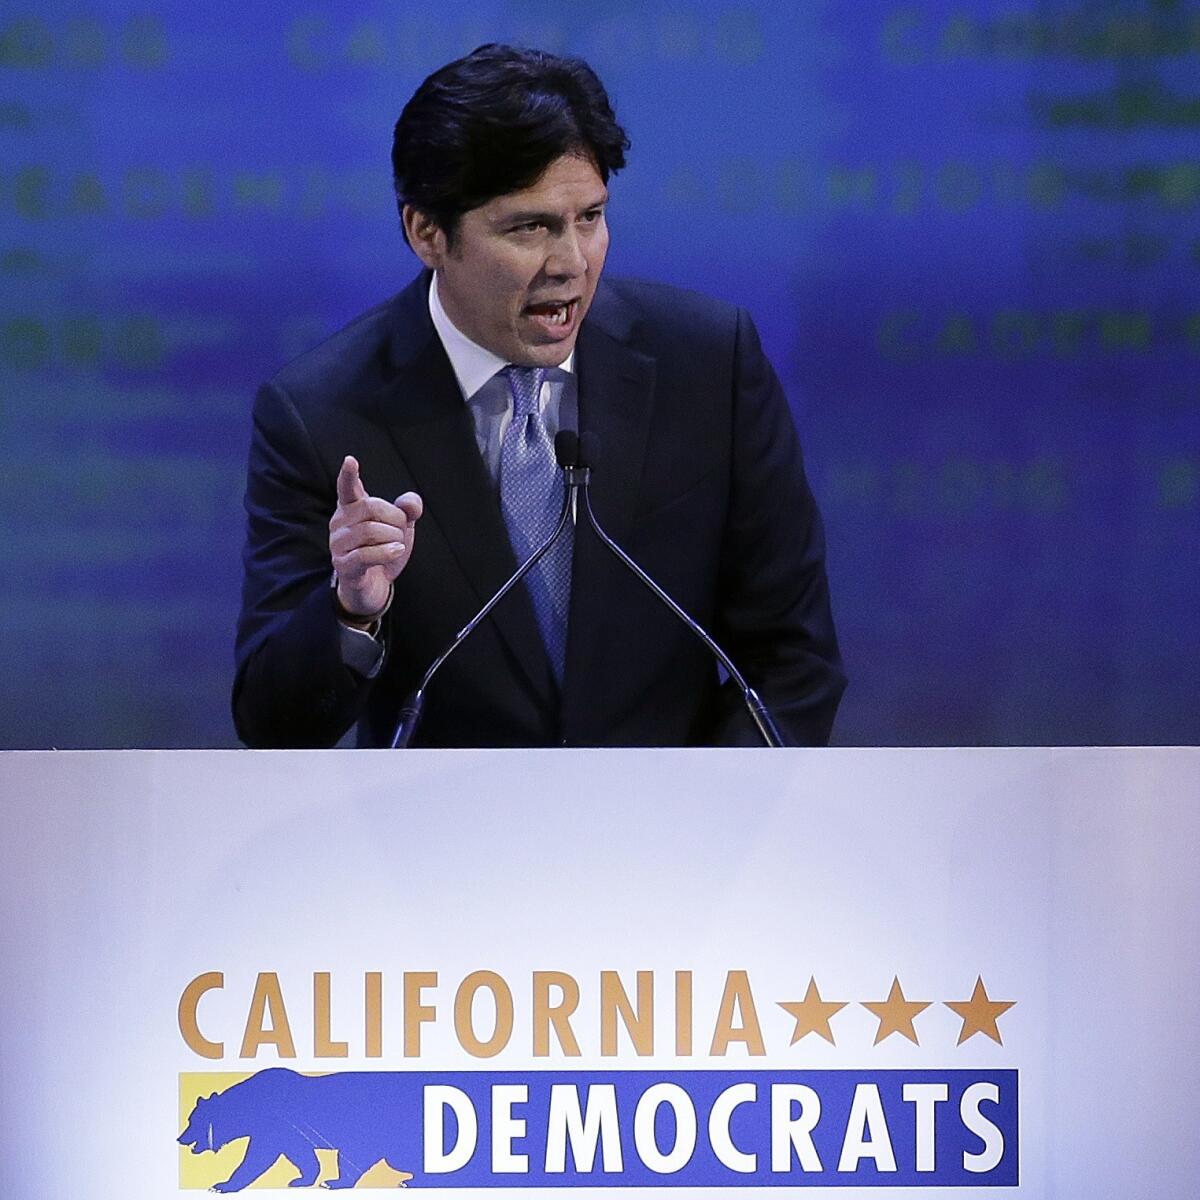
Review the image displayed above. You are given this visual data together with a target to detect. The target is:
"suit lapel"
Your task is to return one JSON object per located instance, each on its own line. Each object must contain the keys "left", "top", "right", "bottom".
{"left": 564, "top": 284, "right": 658, "bottom": 729}
{"left": 371, "top": 275, "right": 557, "bottom": 704}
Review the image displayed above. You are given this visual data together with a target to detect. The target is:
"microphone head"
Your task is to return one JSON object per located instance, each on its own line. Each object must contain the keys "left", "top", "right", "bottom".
{"left": 554, "top": 429, "right": 580, "bottom": 468}
{"left": 578, "top": 431, "right": 600, "bottom": 469}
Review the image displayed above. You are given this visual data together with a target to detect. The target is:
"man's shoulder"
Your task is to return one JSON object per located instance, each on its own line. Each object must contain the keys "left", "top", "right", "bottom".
{"left": 265, "top": 276, "right": 428, "bottom": 406}
{"left": 595, "top": 276, "right": 740, "bottom": 344}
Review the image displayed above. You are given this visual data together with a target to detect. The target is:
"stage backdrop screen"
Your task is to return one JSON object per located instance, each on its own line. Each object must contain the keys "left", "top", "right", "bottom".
{"left": 1, "top": 1, "right": 1196, "bottom": 746}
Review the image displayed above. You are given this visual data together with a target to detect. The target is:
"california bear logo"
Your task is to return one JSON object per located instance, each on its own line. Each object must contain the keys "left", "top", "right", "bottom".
{"left": 178, "top": 1069, "right": 421, "bottom": 1191}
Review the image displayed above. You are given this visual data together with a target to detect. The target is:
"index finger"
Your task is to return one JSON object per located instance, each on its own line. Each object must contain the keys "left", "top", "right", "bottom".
{"left": 336, "top": 455, "right": 367, "bottom": 507}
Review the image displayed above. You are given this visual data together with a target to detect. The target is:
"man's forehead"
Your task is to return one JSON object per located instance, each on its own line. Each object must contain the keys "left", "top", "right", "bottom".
{"left": 483, "top": 157, "right": 609, "bottom": 215}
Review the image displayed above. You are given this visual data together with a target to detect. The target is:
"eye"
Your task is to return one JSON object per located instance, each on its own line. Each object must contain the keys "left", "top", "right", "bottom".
{"left": 579, "top": 208, "right": 605, "bottom": 224}
{"left": 509, "top": 220, "right": 544, "bottom": 235}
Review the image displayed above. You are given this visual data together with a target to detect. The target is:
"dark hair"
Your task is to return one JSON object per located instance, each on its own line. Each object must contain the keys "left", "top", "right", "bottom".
{"left": 392, "top": 44, "right": 630, "bottom": 243}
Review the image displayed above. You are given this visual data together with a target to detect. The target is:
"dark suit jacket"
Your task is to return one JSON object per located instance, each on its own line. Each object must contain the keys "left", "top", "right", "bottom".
{"left": 233, "top": 272, "right": 845, "bottom": 747}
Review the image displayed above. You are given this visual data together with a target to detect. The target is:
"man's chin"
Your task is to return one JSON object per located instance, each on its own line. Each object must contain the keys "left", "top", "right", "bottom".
{"left": 511, "top": 334, "right": 579, "bottom": 369}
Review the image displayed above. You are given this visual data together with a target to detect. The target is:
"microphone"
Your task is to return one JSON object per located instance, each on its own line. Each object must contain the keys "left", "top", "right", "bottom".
{"left": 389, "top": 432, "right": 585, "bottom": 749}
{"left": 556, "top": 430, "right": 591, "bottom": 524}
{"left": 574, "top": 433, "right": 786, "bottom": 748}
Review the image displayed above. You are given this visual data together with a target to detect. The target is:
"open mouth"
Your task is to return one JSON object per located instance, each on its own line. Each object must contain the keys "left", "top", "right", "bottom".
{"left": 523, "top": 298, "right": 580, "bottom": 334}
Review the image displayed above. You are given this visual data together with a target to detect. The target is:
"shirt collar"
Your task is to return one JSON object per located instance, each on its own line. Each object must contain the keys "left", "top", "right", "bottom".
{"left": 428, "top": 271, "right": 574, "bottom": 401}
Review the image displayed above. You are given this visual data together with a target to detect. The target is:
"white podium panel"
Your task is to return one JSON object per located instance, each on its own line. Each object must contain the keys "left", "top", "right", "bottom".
{"left": 1, "top": 747, "right": 1197, "bottom": 1198}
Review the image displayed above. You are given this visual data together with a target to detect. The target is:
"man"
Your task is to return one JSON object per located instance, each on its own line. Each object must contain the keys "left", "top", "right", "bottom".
{"left": 233, "top": 43, "right": 845, "bottom": 748}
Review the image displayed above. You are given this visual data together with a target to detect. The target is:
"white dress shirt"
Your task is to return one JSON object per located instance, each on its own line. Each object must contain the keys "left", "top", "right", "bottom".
{"left": 429, "top": 271, "right": 576, "bottom": 485}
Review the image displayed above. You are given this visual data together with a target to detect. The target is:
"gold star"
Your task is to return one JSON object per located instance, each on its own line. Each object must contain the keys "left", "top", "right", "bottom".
{"left": 862, "top": 976, "right": 931, "bottom": 1045}
{"left": 945, "top": 976, "right": 1015, "bottom": 1046}
{"left": 778, "top": 978, "right": 848, "bottom": 1045}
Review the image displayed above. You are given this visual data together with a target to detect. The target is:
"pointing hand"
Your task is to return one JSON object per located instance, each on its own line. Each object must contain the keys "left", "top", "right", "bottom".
{"left": 328, "top": 455, "right": 423, "bottom": 620}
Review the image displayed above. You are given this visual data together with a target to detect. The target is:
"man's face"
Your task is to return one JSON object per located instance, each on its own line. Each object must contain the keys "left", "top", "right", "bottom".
{"left": 407, "top": 154, "right": 610, "bottom": 367}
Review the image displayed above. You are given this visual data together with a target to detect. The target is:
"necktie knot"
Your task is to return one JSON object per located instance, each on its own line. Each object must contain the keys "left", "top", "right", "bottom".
{"left": 503, "top": 365, "right": 545, "bottom": 422}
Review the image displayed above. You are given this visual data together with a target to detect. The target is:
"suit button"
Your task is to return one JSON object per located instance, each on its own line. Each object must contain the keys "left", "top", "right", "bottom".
{"left": 560, "top": 738, "right": 568, "bottom": 747}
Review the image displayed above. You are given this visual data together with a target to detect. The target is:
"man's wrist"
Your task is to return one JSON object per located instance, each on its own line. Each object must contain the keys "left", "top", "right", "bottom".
{"left": 331, "top": 572, "right": 393, "bottom": 633}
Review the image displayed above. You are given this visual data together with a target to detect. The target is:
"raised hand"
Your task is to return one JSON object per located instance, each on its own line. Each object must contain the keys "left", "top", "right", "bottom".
{"left": 328, "top": 455, "right": 423, "bottom": 621}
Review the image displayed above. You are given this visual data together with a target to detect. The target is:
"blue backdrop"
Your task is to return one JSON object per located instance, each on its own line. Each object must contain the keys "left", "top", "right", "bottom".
{"left": 2, "top": 1, "right": 1196, "bottom": 747}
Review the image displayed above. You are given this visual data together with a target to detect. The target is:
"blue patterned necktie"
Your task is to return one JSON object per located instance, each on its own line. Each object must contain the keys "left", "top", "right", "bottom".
{"left": 499, "top": 365, "right": 572, "bottom": 682}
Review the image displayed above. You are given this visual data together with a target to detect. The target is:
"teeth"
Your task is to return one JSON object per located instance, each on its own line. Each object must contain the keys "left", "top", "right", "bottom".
{"left": 532, "top": 302, "right": 570, "bottom": 324}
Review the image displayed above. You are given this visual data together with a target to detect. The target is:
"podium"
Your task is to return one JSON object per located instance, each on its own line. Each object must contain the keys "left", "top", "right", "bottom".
{"left": 1, "top": 747, "right": 1197, "bottom": 1195}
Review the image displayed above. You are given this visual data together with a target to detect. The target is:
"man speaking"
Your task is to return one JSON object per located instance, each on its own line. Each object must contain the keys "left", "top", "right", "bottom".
{"left": 233, "top": 44, "right": 845, "bottom": 748}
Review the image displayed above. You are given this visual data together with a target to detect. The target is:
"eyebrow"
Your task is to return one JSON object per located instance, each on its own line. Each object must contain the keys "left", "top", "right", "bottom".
{"left": 496, "top": 197, "right": 609, "bottom": 226}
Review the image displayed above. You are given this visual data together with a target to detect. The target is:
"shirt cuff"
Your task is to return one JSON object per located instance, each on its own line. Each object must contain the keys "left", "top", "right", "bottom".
{"left": 338, "top": 620, "right": 385, "bottom": 678}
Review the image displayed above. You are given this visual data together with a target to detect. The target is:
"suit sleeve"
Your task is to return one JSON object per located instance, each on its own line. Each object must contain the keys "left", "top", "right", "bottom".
{"left": 231, "top": 381, "right": 377, "bottom": 747}
{"left": 709, "top": 308, "right": 847, "bottom": 746}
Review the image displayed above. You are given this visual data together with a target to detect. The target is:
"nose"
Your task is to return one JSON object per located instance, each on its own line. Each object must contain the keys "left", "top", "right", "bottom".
{"left": 544, "top": 227, "right": 587, "bottom": 279}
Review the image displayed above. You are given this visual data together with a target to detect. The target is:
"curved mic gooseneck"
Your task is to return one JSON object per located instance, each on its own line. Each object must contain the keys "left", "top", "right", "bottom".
{"left": 574, "top": 432, "right": 785, "bottom": 748}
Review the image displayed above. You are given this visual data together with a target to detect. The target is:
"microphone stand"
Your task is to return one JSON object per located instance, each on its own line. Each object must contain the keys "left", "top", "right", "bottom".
{"left": 389, "top": 431, "right": 783, "bottom": 749}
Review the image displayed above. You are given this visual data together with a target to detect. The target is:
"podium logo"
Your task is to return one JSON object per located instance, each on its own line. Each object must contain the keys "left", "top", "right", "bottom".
{"left": 179, "top": 1069, "right": 1016, "bottom": 1190}
{"left": 177, "top": 969, "right": 1018, "bottom": 1190}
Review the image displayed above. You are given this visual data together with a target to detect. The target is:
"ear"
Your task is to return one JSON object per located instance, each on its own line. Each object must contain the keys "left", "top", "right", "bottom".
{"left": 403, "top": 205, "right": 448, "bottom": 270}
